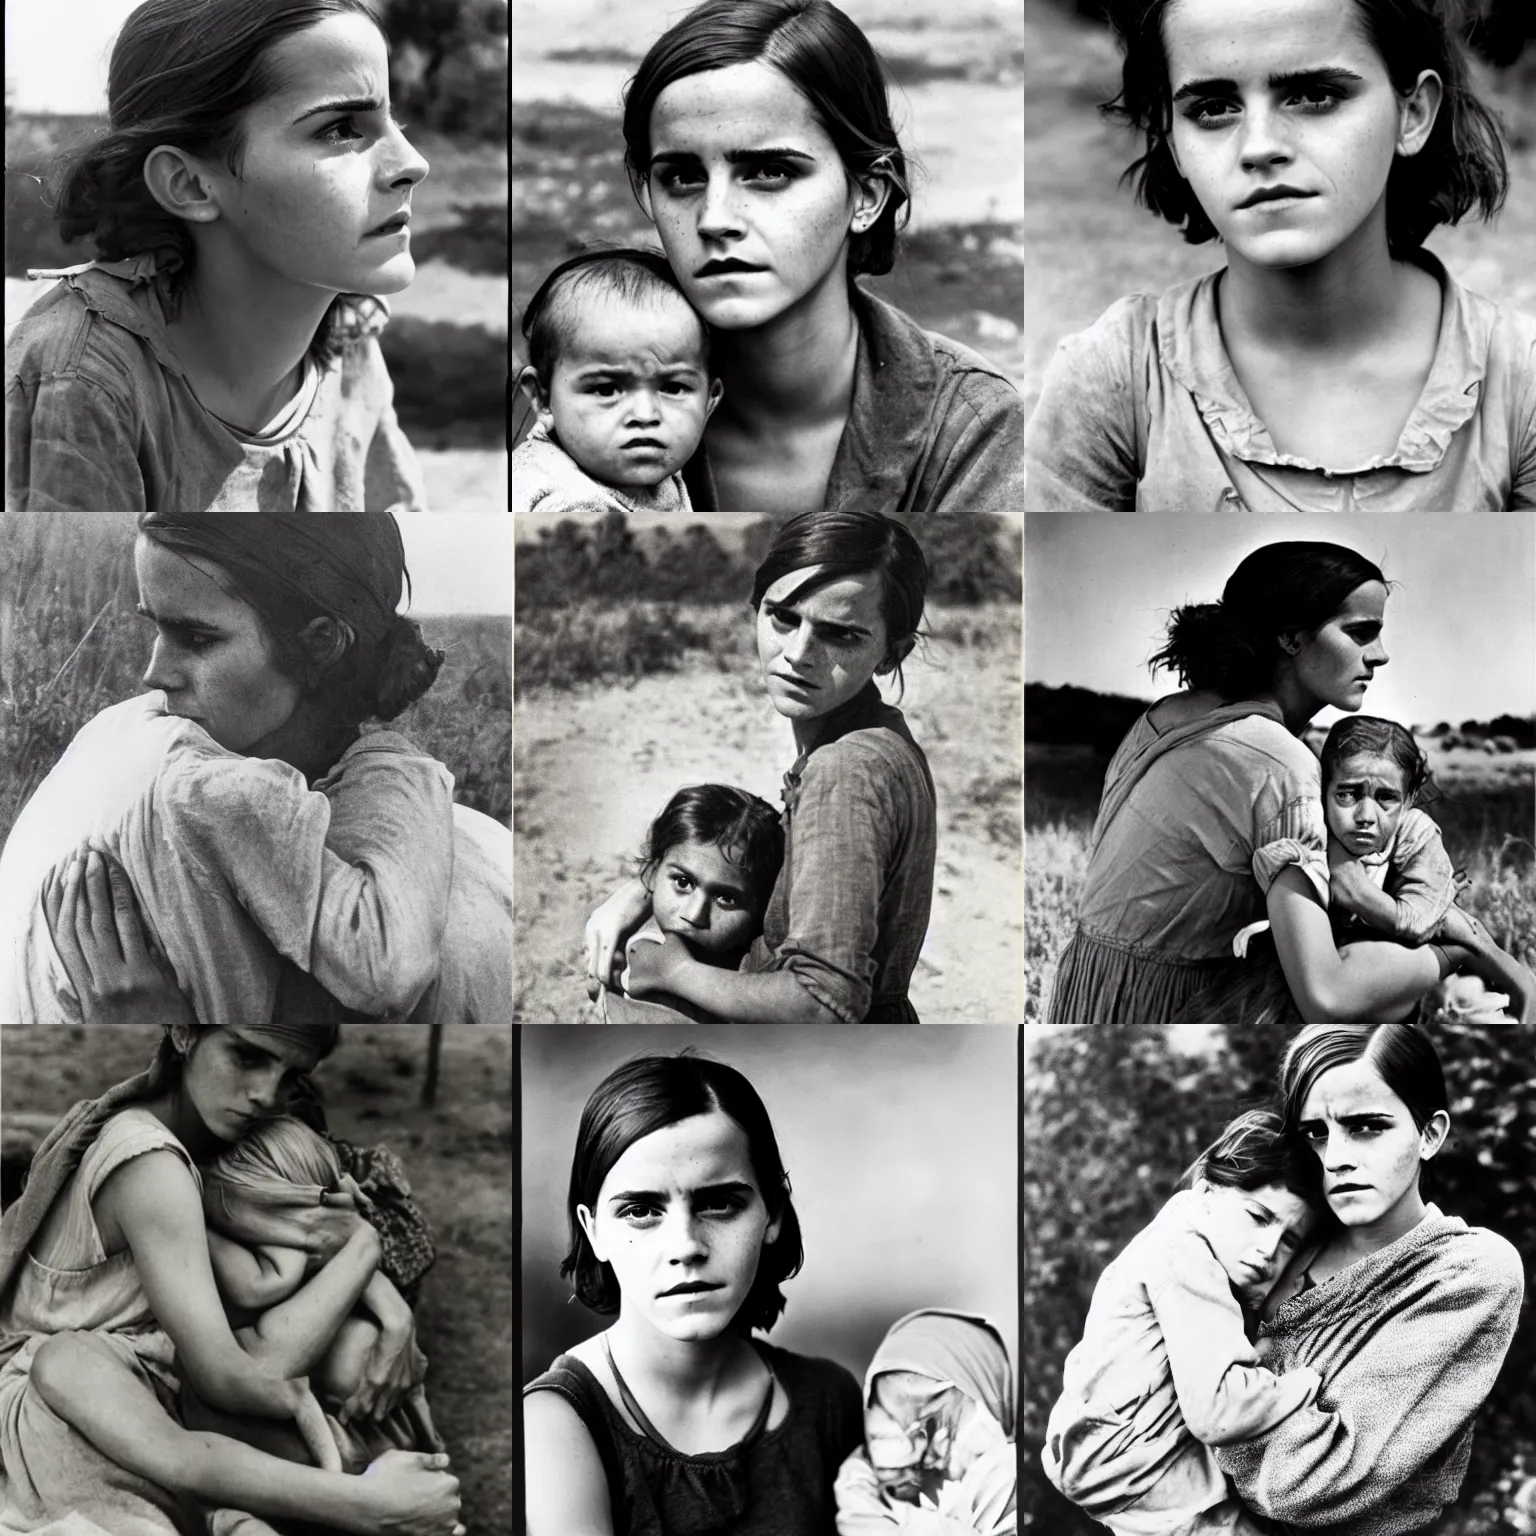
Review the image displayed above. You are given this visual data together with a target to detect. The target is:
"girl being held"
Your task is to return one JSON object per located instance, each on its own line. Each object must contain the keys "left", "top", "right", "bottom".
{"left": 1043, "top": 1111, "right": 1324, "bottom": 1536}
{"left": 1026, "top": 0, "right": 1535, "bottom": 511}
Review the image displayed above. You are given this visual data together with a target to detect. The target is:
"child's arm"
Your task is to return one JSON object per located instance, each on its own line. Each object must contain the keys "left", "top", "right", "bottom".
{"left": 1328, "top": 813, "right": 1456, "bottom": 943}
{"left": 1324, "top": 837, "right": 1403, "bottom": 934}
{"left": 206, "top": 1231, "right": 309, "bottom": 1312}
{"left": 623, "top": 931, "right": 842, "bottom": 1025}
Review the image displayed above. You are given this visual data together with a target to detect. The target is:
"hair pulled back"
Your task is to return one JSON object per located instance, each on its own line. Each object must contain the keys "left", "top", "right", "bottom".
{"left": 1149, "top": 541, "right": 1386, "bottom": 701}
{"left": 1321, "top": 715, "right": 1435, "bottom": 803}
{"left": 48, "top": 0, "right": 387, "bottom": 366}
{"left": 1179, "top": 1107, "right": 1321, "bottom": 1202}
{"left": 622, "top": 0, "right": 911, "bottom": 278}
{"left": 638, "top": 784, "right": 784, "bottom": 914}
{"left": 561, "top": 1053, "right": 805, "bottom": 1333}
{"left": 1100, "top": 0, "right": 1507, "bottom": 256}
{"left": 1280, "top": 1023, "right": 1448, "bottom": 1135}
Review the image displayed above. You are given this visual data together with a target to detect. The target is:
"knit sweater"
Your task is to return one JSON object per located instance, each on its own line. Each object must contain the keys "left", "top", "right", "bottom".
{"left": 1215, "top": 1206, "right": 1523, "bottom": 1536}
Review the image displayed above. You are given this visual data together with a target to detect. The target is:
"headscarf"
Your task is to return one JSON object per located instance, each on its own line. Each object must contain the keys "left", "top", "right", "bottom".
{"left": 865, "top": 1309, "right": 1016, "bottom": 1437}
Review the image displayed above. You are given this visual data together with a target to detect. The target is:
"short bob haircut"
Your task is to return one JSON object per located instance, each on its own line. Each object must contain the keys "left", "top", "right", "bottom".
{"left": 637, "top": 784, "right": 785, "bottom": 918}
{"left": 561, "top": 1054, "right": 806, "bottom": 1334}
{"left": 47, "top": 0, "right": 390, "bottom": 368}
{"left": 1280, "top": 1022, "right": 1449, "bottom": 1136}
{"left": 1321, "top": 715, "right": 1436, "bottom": 805}
{"left": 1178, "top": 1107, "right": 1322, "bottom": 1203}
{"left": 1101, "top": 0, "right": 1508, "bottom": 257}
{"left": 621, "top": 0, "right": 911, "bottom": 279}
{"left": 750, "top": 509, "right": 929, "bottom": 698}
{"left": 1149, "top": 541, "right": 1386, "bottom": 702}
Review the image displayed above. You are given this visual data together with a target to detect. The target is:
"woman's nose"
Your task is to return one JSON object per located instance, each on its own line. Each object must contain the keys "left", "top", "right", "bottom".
{"left": 781, "top": 622, "right": 815, "bottom": 667}
{"left": 1365, "top": 639, "right": 1389, "bottom": 667}
{"left": 142, "top": 636, "right": 178, "bottom": 692}
{"left": 697, "top": 174, "right": 744, "bottom": 239}
{"left": 387, "top": 125, "right": 430, "bottom": 188}
{"left": 664, "top": 1209, "right": 707, "bottom": 1259}
{"left": 1238, "top": 103, "right": 1292, "bottom": 171}
{"left": 248, "top": 1067, "right": 285, "bottom": 1112}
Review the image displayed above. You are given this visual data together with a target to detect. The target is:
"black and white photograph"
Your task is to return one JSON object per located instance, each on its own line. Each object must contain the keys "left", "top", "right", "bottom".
{"left": 0, "top": 512, "right": 513, "bottom": 1024}
{"left": 1024, "top": 513, "right": 1536, "bottom": 1027}
{"left": 1022, "top": 0, "right": 1536, "bottom": 510}
{"left": 0, "top": 1021, "right": 513, "bottom": 1534}
{"left": 511, "top": 0, "right": 1026, "bottom": 516}
{"left": 4, "top": 0, "right": 509, "bottom": 512}
{"left": 513, "top": 507, "right": 1022, "bottom": 1024}
{"left": 520, "top": 1024, "right": 1019, "bottom": 1534}
{"left": 1023, "top": 1020, "right": 1535, "bottom": 1536}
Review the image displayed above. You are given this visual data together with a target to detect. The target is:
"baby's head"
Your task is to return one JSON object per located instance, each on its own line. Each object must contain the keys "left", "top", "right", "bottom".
{"left": 1320, "top": 716, "right": 1431, "bottom": 858}
{"left": 1182, "top": 1109, "right": 1323, "bottom": 1309}
{"left": 518, "top": 248, "right": 721, "bottom": 492}
{"left": 202, "top": 1115, "right": 343, "bottom": 1236}
{"left": 637, "top": 784, "right": 783, "bottom": 963}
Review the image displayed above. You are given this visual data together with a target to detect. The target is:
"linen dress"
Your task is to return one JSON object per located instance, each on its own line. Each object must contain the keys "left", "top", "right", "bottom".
{"left": 1048, "top": 701, "right": 1327, "bottom": 1025}
{"left": 0, "top": 1110, "right": 205, "bottom": 1535}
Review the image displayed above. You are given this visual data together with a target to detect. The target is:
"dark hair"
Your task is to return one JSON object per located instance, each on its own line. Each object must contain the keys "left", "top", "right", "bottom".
{"left": 750, "top": 510, "right": 928, "bottom": 698}
{"left": 1280, "top": 1022, "right": 1449, "bottom": 1134}
{"left": 622, "top": 0, "right": 911, "bottom": 278}
{"left": 1149, "top": 541, "right": 1386, "bottom": 700}
{"left": 560, "top": 1053, "right": 806, "bottom": 1333}
{"left": 1179, "top": 1107, "right": 1322, "bottom": 1202}
{"left": 637, "top": 784, "right": 784, "bottom": 917}
{"left": 1101, "top": 0, "right": 1508, "bottom": 256}
{"left": 519, "top": 248, "right": 709, "bottom": 393}
{"left": 46, "top": 0, "right": 390, "bottom": 369}
{"left": 1321, "top": 715, "right": 1435, "bottom": 803}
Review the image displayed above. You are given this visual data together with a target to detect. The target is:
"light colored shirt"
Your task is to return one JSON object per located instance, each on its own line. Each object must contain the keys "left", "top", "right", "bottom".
{"left": 1026, "top": 253, "right": 1536, "bottom": 511}
{"left": 5, "top": 256, "right": 429, "bottom": 511}
{"left": 512, "top": 420, "right": 692, "bottom": 514}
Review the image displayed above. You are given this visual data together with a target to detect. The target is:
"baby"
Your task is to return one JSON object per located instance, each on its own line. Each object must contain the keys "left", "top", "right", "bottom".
{"left": 835, "top": 1310, "right": 1017, "bottom": 1535}
{"left": 1042, "top": 1110, "right": 1323, "bottom": 1536}
{"left": 592, "top": 783, "right": 782, "bottom": 1023}
{"left": 513, "top": 248, "right": 722, "bottom": 514}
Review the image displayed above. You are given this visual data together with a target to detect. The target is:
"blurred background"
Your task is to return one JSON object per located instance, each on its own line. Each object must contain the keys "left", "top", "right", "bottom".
{"left": 521, "top": 1024, "right": 1020, "bottom": 1412}
{"left": 4, "top": 0, "right": 509, "bottom": 511}
{"left": 1023, "top": 0, "right": 1536, "bottom": 423}
{"left": 512, "top": 0, "right": 1025, "bottom": 436}
{"left": 1024, "top": 1019, "right": 1536, "bottom": 1536}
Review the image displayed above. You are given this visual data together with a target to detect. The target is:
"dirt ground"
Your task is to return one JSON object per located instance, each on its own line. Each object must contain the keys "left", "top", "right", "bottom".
{"left": 513, "top": 604, "right": 1024, "bottom": 1024}
{"left": 0, "top": 1024, "right": 512, "bottom": 1534}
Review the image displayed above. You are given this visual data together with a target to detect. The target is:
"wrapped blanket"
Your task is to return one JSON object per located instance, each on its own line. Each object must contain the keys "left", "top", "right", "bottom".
{"left": 1214, "top": 1206, "right": 1523, "bottom": 1535}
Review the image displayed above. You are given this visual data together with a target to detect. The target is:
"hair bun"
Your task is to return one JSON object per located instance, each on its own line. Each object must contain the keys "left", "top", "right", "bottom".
{"left": 373, "top": 617, "right": 444, "bottom": 720}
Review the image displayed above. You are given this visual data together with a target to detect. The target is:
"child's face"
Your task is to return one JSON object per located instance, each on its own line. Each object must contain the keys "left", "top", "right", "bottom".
{"left": 1163, "top": 0, "right": 1440, "bottom": 271}
{"left": 533, "top": 291, "right": 720, "bottom": 490}
{"left": 1325, "top": 750, "right": 1410, "bottom": 855}
{"left": 1193, "top": 1179, "right": 1319, "bottom": 1306}
{"left": 650, "top": 838, "right": 761, "bottom": 958}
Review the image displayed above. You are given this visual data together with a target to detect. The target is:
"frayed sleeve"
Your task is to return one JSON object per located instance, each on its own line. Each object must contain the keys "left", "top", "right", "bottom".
{"left": 1383, "top": 809, "right": 1456, "bottom": 944}
{"left": 1252, "top": 797, "right": 1329, "bottom": 907}
{"left": 6, "top": 372, "right": 147, "bottom": 511}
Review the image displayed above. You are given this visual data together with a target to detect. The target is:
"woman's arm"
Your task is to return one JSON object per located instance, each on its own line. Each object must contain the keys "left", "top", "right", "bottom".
{"left": 624, "top": 932, "right": 843, "bottom": 1025}
{"left": 584, "top": 878, "right": 652, "bottom": 988}
{"left": 206, "top": 1231, "right": 308, "bottom": 1312}
{"left": 524, "top": 1390, "right": 615, "bottom": 1536}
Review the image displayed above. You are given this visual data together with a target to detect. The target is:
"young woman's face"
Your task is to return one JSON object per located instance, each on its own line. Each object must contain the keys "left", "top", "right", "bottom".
{"left": 1163, "top": 0, "right": 1435, "bottom": 270}
{"left": 1296, "top": 1058, "right": 1443, "bottom": 1230}
{"left": 1324, "top": 750, "right": 1411, "bottom": 855}
{"left": 577, "top": 1110, "right": 782, "bottom": 1344}
{"left": 1193, "top": 1178, "right": 1320, "bottom": 1307}
{"left": 756, "top": 567, "right": 896, "bottom": 724}
{"left": 649, "top": 839, "right": 761, "bottom": 958}
{"left": 181, "top": 1026, "right": 321, "bottom": 1143}
{"left": 136, "top": 537, "right": 301, "bottom": 755}
{"left": 189, "top": 13, "right": 429, "bottom": 297}
{"left": 1286, "top": 579, "right": 1389, "bottom": 712}
{"left": 642, "top": 60, "right": 870, "bottom": 330}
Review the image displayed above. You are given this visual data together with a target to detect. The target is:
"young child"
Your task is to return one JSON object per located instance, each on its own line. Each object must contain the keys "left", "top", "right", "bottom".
{"left": 514, "top": 249, "right": 723, "bottom": 515}
{"left": 1042, "top": 1110, "right": 1324, "bottom": 1536}
{"left": 1026, "top": 0, "right": 1535, "bottom": 511}
{"left": 591, "top": 783, "right": 783, "bottom": 1023}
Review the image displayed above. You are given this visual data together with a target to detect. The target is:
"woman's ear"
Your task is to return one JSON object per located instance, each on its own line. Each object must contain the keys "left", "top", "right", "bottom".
{"left": 849, "top": 162, "right": 893, "bottom": 237}
{"left": 576, "top": 1203, "right": 607, "bottom": 1262}
{"left": 763, "top": 1205, "right": 783, "bottom": 1247}
{"left": 632, "top": 167, "right": 656, "bottom": 223}
{"left": 167, "top": 1020, "right": 198, "bottom": 1059}
{"left": 296, "top": 616, "right": 356, "bottom": 676}
{"left": 1276, "top": 630, "right": 1303, "bottom": 658}
{"left": 1397, "top": 70, "right": 1444, "bottom": 159}
{"left": 1419, "top": 1109, "right": 1450, "bottom": 1163}
{"left": 875, "top": 633, "right": 916, "bottom": 677}
{"left": 142, "top": 145, "right": 222, "bottom": 226}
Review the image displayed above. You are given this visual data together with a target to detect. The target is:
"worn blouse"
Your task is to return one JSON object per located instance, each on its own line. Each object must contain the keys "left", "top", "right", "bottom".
{"left": 5, "top": 255, "right": 428, "bottom": 511}
{"left": 742, "top": 684, "right": 937, "bottom": 1023}
{"left": 524, "top": 1344, "right": 864, "bottom": 1536}
{"left": 1048, "top": 701, "right": 1326, "bottom": 1025}
{"left": 1025, "top": 253, "right": 1536, "bottom": 511}
{"left": 512, "top": 421, "right": 692, "bottom": 514}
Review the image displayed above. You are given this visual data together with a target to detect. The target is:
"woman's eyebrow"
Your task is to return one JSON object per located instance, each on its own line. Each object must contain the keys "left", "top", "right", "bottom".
{"left": 292, "top": 96, "right": 386, "bottom": 125}
{"left": 1172, "top": 66, "right": 1364, "bottom": 102}
{"left": 650, "top": 147, "right": 816, "bottom": 167}
{"left": 135, "top": 600, "right": 218, "bottom": 631}
{"left": 766, "top": 600, "right": 871, "bottom": 638}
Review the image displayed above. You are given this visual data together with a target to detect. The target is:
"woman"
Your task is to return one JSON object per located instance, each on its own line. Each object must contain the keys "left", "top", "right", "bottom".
{"left": 0, "top": 1020, "right": 463, "bottom": 1534}
{"left": 0, "top": 512, "right": 511, "bottom": 1023}
{"left": 1047, "top": 539, "right": 1527, "bottom": 1025}
{"left": 585, "top": 509, "right": 936, "bottom": 1024}
{"left": 518, "top": 0, "right": 1024, "bottom": 518}
{"left": 523, "top": 1052, "right": 864, "bottom": 1535}
{"left": 1213, "top": 1023, "right": 1524, "bottom": 1533}
{"left": 6, "top": 0, "right": 428, "bottom": 511}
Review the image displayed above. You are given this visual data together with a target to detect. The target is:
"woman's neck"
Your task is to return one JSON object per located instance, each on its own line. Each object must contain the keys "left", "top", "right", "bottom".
{"left": 710, "top": 264, "right": 860, "bottom": 433}
{"left": 1330, "top": 1184, "right": 1430, "bottom": 1266}
{"left": 1248, "top": 677, "right": 1321, "bottom": 736}
{"left": 607, "top": 1311, "right": 754, "bottom": 1410}
{"left": 141, "top": 1085, "right": 222, "bottom": 1163}
{"left": 248, "top": 706, "right": 359, "bottom": 785}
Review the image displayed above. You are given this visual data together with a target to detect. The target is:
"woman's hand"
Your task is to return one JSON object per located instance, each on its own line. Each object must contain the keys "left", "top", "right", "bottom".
{"left": 1323, "top": 851, "right": 1379, "bottom": 923}
{"left": 342, "top": 1317, "right": 428, "bottom": 1427}
{"left": 42, "top": 848, "right": 196, "bottom": 1025}
{"left": 356, "top": 1449, "right": 463, "bottom": 1536}
{"left": 213, "top": 1187, "right": 368, "bottom": 1264}
{"left": 584, "top": 879, "right": 651, "bottom": 987}
{"left": 1434, "top": 906, "right": 1536, "bottom": 1024}
{"left": 621, "top": 930, "right": 693, "bottom": 999}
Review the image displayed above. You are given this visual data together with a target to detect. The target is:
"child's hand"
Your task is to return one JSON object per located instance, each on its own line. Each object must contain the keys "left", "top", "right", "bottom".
{"left": 622, "top": 929, "right": 693, "bottom": 998}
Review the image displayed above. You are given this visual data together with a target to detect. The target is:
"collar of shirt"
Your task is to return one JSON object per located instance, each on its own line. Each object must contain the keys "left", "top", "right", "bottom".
{"left": 1156, "top": 249, "right": 1492, "bottom": 477}
{"left": 780, "top": 680, "right": 890, "bottom": 815}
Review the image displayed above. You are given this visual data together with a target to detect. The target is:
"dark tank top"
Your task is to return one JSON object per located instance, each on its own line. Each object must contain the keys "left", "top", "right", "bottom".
{"left": 523, "top": 1342, "right": 863, "bottom": 1536}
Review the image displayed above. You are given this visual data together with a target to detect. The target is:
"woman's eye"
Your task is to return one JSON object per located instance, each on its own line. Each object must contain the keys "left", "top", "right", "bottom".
{"left": 745, "top": 161, "right": 793, "bottom": 186}
{"left": 656, "top": 166, "right": 705, "bottom": 192}
{"left": 318, "top": 116, "right": 362, "bottom": 143}
{"left": 1289, "top": 86, "right": 1342, "bottom": 112}
{"left": 698, "top": 1198, "right": 744, "bottom": 1217}
{"left": 1184, "top": 98, "right": 1239, "bottom": 127}
{"left": 618, "top": 1204, "right": 660, "bottom": 1224}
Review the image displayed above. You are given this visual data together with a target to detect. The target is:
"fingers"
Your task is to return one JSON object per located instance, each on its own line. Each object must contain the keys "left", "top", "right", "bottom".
{"left": 80, "top": 849, "right": 120, "bottom": 963}
{"left": 105, "top": 853, "right": 150, "bottom": 965}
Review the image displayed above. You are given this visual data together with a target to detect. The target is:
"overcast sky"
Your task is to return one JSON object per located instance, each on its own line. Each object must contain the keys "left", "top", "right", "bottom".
{"left": 5, "top": 0, "right": 140, "bottom": 113}
{"left": 1026, "top": 515, "right": 1536, "bottom": 728}
{"left": 399, "top": 518, "right": 512, "bottom": 616}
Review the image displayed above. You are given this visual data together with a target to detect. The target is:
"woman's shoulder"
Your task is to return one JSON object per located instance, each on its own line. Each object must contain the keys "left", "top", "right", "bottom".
{"left": 79, "top": 1108, "right": 198, "bottom": 1194}
{"left": 6, "top": 268, "right": 172, "bottom": 395}
{"left": 758, "top": 1343, "right": 863, "bottom": 1421}
{"left": 1430, "top": 1213, "right": 1524, "bottom": 1293}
